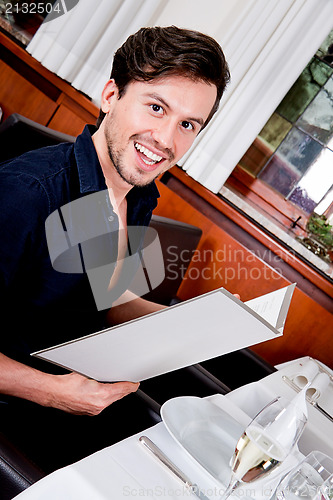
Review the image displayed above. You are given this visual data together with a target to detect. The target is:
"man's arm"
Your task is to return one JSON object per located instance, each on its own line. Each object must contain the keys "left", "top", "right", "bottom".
{"left": 0, "top": 353, "right": 139, "bottom": 416}
{"left": 106, "top": 290, "right": 167, "bottom": 325}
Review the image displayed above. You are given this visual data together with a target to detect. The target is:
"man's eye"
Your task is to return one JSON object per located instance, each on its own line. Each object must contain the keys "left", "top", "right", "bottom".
{"left": 151, "top": 104, "right": 163, "bottom": 114}
{"left": 181, "top": 121, "right": 194, "bottom": 131}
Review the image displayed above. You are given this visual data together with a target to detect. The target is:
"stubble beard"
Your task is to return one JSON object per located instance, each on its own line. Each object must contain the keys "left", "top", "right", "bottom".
{"left": 103, "top": 111, "right": 175, "bottom": 188}
{"left": 107, "top": 141, "right": 138, "bottom": 187}
{"left": 105, "top": 129, "right": 167, "bottom": 188}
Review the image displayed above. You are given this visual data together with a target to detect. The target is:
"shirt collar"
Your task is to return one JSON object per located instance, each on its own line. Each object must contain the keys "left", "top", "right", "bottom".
{"left": 74, "top": 124, "right": 106, "bottom": 194}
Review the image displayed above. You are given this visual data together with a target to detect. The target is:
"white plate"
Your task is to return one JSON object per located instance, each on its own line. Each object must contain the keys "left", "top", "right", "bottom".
{"left": 160, "top": 395, "right": 246, "bottom": 486}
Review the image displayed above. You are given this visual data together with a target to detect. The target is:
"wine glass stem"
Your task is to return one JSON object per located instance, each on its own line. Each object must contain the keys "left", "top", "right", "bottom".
{"left": 220, "top": 479, "right": 239, "bottom": 499}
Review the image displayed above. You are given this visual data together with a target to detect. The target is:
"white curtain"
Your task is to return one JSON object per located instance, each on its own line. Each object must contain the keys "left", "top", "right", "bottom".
{"left": 27, "top": 0, "right": 166, "bottom": 103}
{"left": 28, "top": 0, "right": 333, "bottom": 192}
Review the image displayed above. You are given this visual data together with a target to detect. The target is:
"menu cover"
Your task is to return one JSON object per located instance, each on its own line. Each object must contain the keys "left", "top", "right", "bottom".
{"left": 32, "top": 284, "right": 295, "bottom": 382}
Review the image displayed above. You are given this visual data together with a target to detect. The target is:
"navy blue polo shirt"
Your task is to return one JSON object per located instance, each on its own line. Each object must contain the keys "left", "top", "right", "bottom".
{"left": 0, "top": 125, "right": 159, "bottom": 367}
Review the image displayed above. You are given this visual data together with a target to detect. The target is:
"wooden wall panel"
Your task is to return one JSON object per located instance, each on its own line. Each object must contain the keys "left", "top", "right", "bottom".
{"left": 155, "top": 182, "right": 286, "bottom": 300}
{"left": 252, "top": 288, "right": 333, "bottom": 367}
{"left": 48, "top": 95, "right": 98, "bottom": 136}
{"left": 0, "top": 61, "right": 57, "bottom": 124}
{"left": 48, "top": 104, "right": 88, "bottom": 136}
{"left": 155, "top": 181, "right": 333, "bottom": 369}
{"left": 0, "top": 33, "right": 99, "bottom": 136}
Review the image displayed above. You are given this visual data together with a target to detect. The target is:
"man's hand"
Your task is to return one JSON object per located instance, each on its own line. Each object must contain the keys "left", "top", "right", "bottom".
{"left": 49, "top": 372, "right": 139, "bottom": 415}
{"left": 0, "top": 353, "right": 139, "bottom": 416}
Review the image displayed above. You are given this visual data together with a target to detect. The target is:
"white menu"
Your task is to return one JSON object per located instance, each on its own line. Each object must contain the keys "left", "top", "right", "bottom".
{"left": 33, "top": 284, "right": 295, "bottom": 382}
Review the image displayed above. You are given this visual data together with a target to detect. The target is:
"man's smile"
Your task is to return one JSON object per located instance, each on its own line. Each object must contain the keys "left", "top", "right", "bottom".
{"left": 134, "top": 142, "right": 164, "bottom": 166}
{"left": 133, "top": 139, "right": 174, "bottom": 173}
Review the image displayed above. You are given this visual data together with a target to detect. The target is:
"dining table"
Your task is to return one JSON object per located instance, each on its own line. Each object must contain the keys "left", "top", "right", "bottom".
{"left": 13, "top": 356, "right": 333, "bottom": 499}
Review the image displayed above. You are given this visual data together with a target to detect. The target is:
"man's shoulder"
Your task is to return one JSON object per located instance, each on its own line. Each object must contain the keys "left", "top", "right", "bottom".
{"left": 0, "top": 141, "right": 75, "bottom": 180}
{"left": 0, "top": 141, "right": 79, "bottom": 215}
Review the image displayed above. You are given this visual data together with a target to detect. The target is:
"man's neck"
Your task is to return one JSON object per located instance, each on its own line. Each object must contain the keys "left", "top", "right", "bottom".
{"left": 92, "top": 128, "right": 132, "bottom": 208}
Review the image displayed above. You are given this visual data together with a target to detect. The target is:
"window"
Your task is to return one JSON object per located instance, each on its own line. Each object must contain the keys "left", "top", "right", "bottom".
{"left": 238, "top": 30, "right": 333, "bottom": 220}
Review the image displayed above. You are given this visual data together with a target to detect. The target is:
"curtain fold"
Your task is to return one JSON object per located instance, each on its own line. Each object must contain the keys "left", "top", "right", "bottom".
{"left": 181, "top": 0, "right": 333, "bottom": 192}
{"left": 27, "top": 0, "right": 333, "bottom": 193}
{"left": 27, "top": 0, "right": 166, "bottom": 102}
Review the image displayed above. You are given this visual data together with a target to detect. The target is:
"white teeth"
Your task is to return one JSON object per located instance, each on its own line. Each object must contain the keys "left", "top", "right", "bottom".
{"left": 135, "top": 143, "right": 162, "bottom": 162}
{"left": 142, "top": 158, "right": 155, "bottom": 166}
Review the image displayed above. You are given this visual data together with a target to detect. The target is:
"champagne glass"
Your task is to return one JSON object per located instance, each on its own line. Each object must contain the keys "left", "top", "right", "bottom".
{"left": 220, "top": 394, "right": 308, "bottom": 499}
{"left": 274, "top": 451, "right": 333, "bottom": 500}
{"left": 317, "top": 471, "right": 333, "bottom": 500}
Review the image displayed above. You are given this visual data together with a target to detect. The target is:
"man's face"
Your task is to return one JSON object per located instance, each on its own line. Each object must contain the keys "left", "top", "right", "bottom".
{"left": 100, "top": 75, "right": 217, "bottom": 187}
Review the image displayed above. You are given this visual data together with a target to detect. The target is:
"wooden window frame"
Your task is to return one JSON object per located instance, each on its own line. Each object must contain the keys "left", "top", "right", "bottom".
{"left": 227, "top": 156, "right": 310, "bottom": 237}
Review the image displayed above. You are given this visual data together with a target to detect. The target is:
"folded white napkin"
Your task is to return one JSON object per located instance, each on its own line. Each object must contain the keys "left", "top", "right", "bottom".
{"left": 293, "top": 359, "right": 319, "bottom": 389}
{"left": 306, "top": 372, "right": 330, "bottom": 402}
{"left": 292, "top": 359, "right": 331, "bottom": 403}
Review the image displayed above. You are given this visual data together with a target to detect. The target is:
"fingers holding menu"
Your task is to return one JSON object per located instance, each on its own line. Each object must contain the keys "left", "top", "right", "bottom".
{"left": 50, "top": 372, "right": 140, "bottom": 416}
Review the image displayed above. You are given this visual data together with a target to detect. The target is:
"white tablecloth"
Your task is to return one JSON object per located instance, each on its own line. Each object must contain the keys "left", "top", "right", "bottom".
{"left": 14, "top": 395, "right": 246, "bottom": 500}
{"left": 13, "top": 358, "right": 332, "bottom": 500}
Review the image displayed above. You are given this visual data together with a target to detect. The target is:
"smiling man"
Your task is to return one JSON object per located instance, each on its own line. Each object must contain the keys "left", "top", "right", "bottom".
{"left": 0, "top": 26, "right": 229, "bottom": 470}
{"left": 97, "top": 77, "right": 216, "bottom": 187}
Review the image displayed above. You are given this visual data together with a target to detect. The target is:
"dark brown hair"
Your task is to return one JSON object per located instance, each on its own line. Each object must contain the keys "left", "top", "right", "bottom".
{"left": 96, "top": 25, "right": 230, "bottom": 129}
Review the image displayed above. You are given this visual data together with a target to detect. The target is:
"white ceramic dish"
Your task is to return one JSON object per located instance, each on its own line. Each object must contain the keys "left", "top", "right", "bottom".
{"left": 160, "top": 395, "right": 245, "bottom": 486}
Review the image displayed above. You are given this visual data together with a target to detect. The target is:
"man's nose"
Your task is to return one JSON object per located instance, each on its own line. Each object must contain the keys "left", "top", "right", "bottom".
{"left": 151, "top": 119, "right": 176, "bottom": 151}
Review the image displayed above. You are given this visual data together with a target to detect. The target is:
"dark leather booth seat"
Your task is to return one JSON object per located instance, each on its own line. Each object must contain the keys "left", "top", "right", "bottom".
{"left": 0, "top": 113, "right": 75, "bottom": 163}
{"left": 145, "top": 215, "right": 202, "bottom": 305}
{"left": 0, "top": 431, "right": 44, "bottom": 500}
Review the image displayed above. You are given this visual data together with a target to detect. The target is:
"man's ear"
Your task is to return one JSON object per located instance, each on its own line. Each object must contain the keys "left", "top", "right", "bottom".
{"left": 100, "top": 79, "right": 119, "bottom": 113}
